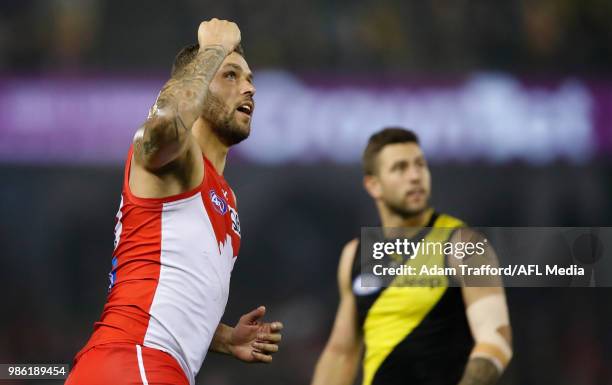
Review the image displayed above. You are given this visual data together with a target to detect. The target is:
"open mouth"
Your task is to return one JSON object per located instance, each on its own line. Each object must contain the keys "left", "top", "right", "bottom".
{"left": 407, "top": 189, "right": 426, "bottom": 198}
{"left": 236, "top": 102, "right": 253, "bottom": 116}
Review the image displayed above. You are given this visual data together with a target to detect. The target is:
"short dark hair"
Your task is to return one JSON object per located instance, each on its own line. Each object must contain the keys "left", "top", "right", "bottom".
{"left": 362, "top": 127, "right": 420, "bottom": 175}
{"left": 171, "top": 43, "right": 245, "bottom": 77}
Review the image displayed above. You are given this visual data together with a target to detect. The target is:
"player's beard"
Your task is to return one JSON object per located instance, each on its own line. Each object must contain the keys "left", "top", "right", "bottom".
{"left": 384, "top": 197, "right": 429, "bottom": 219}
{"left": 201, "top": 91, "right": 250, "bottom": 146}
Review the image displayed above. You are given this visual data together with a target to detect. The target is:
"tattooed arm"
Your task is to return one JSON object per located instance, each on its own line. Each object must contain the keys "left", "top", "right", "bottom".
{"left": 134, "top": 19, "right": 240, "bottom": 170}
{"left": 458, "top": 358, "right": 500, "bottom": 385}
{"left": 448, "top": 229, "right": 513, "bottom": 385}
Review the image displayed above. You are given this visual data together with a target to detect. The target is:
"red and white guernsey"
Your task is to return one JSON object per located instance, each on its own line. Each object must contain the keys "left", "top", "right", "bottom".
{"left": 77, "top": 146, "right": 241, "bottom": 385}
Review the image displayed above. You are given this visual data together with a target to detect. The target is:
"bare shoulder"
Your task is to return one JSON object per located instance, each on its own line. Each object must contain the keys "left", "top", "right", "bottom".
{"left": 447, "top": 227, "right": 487, "bottom": 270}
{"left": 337, "top": 238, "right": 359, "bottom": 293}
{"left": 447, "top": 226, "right": 504, "bottom": 288}
{"left": 448, "top": 226, "right": 486, "bottom": 243}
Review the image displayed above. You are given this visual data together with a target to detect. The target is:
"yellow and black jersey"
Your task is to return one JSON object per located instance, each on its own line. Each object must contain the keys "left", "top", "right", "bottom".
{"left": 351, "top": 212, "right": 474, "bottom": 385}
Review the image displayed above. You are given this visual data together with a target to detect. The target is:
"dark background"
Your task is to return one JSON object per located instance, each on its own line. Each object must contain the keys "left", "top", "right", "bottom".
{"left": 2, "top": 0, "right": 612, "bottom": 74}
{"left": 1, "top": 1, "right": 612, "bottom": 385}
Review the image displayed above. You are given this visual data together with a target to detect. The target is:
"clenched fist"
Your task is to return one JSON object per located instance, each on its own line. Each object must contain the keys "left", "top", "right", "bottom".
{"left": 198, "top": 18, "right": 241, "bottom": 54}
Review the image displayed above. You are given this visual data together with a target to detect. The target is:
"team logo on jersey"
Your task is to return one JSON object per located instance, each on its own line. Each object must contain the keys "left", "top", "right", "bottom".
{"left": 352, "top": 274, "right": 382, "bottom": 296}
{"left": 108, "top": 256, "right": 118, "bottom": 292}
{"left": 229, "top": 206, "right": 241, "bottom": 237}
{"left": 209, "top": 190, "right": 228, "bottom": 215}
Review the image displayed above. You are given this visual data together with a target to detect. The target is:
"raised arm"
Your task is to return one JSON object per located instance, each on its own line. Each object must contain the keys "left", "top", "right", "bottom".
{"left": 448, "top": 228, "right": 513, "bottom": 385}
{"left": 133, "top": 19, "right": 240, "bottom": 170}
{"left": 311, "top": 239, "right": 363, "bottom": 385}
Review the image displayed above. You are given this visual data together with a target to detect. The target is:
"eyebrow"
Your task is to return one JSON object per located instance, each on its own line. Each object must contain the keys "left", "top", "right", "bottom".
{"left": 223, "top": 63, "right": 254, "bottom": 82}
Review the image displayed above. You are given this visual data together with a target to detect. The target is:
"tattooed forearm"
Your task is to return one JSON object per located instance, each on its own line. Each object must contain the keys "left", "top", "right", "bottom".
{"left": 457, "top": 358, "right": 500, "bottom": 385}
{"left": 136, "top": 45, "right": 227, "bottom": 166}
{"left": 153, "top": 45, "right": 227, "bottom": 127}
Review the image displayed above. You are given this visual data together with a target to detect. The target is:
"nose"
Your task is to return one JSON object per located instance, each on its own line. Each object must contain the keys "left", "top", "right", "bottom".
{"left": 406, "top": 166, "right": 421, "bottom": 183}
{"left": 242, "top": 81, "right": 256, "bottom": 97}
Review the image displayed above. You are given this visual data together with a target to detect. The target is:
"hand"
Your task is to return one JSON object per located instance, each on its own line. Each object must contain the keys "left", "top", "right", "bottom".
{"left": 228, "top": 306, "right": 283, "bottom": 363}
{"left": 197, "top": 18, "right": 241, "bottom": 55}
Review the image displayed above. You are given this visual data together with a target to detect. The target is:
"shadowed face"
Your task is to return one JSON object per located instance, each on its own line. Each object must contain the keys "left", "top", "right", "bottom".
{"left": 202, "top": 52, "right": 255, "bottom": 146}
{"left": 367, "top": 142, "right": 432, "bottom": 218}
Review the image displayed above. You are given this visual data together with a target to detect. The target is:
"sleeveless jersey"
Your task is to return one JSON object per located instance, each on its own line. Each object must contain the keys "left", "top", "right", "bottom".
{"left": 351, "top": 212, "right": 473, "bottom": 385}
{"left": 77, "top": 146, "right": 242, "bottom": 385}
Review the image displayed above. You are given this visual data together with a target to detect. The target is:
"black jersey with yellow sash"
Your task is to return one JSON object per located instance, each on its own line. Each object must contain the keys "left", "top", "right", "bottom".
{"left": 351, "top": 212, "right": 474, "bottom": 385}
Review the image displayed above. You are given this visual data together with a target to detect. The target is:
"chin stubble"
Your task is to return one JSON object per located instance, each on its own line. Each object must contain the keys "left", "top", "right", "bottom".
{"left": 385, "top": 200, "right": 429, "bottom": 220}
{"left": 202, "top": 92, "right": 250, "bottom": 146}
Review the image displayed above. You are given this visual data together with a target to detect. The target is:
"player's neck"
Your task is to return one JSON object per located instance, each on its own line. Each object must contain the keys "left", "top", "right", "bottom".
{"left": 193, "top": 119, "right": 229, "bottom": 175}
{"left": 382, "top": 207, "right": 433, "bottom": 228}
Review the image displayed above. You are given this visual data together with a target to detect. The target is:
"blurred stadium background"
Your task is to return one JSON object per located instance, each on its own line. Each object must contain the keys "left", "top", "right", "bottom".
{"left": 1, "top": 1, "right": 611, "bottom": 384}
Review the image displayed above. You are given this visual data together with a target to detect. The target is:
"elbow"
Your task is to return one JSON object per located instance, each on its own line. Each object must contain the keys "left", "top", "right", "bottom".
{"left": 324, "top": 341, "right": 360, "bottom": 359}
